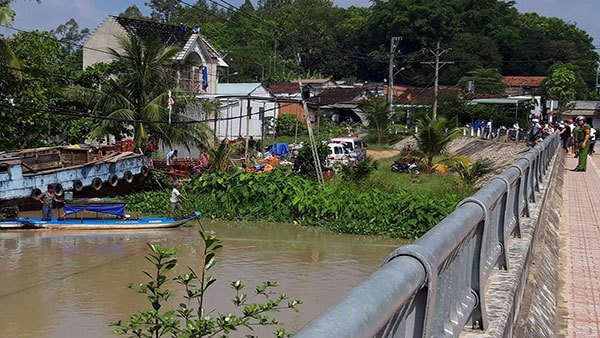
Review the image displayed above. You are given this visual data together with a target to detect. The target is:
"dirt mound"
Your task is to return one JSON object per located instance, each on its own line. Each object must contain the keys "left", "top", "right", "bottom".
{"left": 367, "top": 150, "right": 400, "bottom": 160}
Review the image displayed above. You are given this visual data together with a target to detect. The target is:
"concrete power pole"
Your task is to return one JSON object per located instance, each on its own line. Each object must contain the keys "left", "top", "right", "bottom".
{"left": 422, "top": 41, "right": 454, "bottom": 120}
{"left": 388, "top": 37, "right": 402, "bottom": 114}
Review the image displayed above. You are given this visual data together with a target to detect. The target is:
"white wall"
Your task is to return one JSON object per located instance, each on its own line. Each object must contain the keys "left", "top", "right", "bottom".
{"left": 83, "top": 17, "right": 124, "bottom": 69}
{"left": 214, "top": 86, "right": 277, "bottom": 140}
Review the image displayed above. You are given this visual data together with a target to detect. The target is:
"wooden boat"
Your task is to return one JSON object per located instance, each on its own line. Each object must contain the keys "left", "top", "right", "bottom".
{"left": 0, "top": 199, "right": 200, "bottom": 230}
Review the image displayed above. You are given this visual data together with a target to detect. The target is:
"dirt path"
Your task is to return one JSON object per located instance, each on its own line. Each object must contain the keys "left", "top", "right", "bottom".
{"left": 366, "top": 150, "right": 400, "bottom": 160}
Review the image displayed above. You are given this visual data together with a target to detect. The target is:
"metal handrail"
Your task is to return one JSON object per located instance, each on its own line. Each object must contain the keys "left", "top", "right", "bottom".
{"left": 294, "top": 132, "right": 559, "bottom": 338}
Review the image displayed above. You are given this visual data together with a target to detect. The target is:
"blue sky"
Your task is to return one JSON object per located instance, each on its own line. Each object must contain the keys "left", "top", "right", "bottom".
{"left": 5, "top": 0, "right": 600, "bottom": 45}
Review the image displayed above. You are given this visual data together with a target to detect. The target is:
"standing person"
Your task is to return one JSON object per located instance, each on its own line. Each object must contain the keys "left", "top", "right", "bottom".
{"left": 166, "top": 149, "right": 178, "bottom": 168}
{"left": 37, "top": 185, "right": 62, "bottom": 221}
{"left": 568, "top": 120, "right": 576, "bottom": 155}
{"left": 589, "top": 125, "right": 596, "bottom": 156}
{"left": 559, "top": 123, "right": 570, "bottom": 153}
{"left": 573, "top": 116, "right": 591, "bottom": 171}
{"left": 167, "top": 182, "right": 190, "bottom": 219}
{"left": 139, "top": 133, "right": 156, "bottom": 168}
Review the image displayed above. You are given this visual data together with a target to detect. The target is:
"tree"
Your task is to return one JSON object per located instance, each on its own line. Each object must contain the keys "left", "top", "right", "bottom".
{"left": 51, "top": 19, "right": 90, "bottom": 54}
{"left": 407, "top": 116, "right": 462, "bottom": 172}
{"left": 146, "top": 0, "right": 183, "bottom": 22}
{"left": 0, "top": 31, "right": 70, "bottom": 150}
{"left": 539, "top": 62, "right": 592, "bottom": 109}
{"left": 119, "top": 5, "right": 146, "bottom": 20}
{"left": 457, "top": 67, "right": 506, "bottom": 94}
{"left": 0, "top": 5, "right": 20, "bottom": 71}
{"left": 68, "top": 34, "right": 214, "bottom": 148}
{"left": 359, "top": 94, "right": 395, "bottom": 144}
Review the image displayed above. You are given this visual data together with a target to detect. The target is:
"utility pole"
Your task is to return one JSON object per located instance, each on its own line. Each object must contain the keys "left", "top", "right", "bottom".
{"left": 388, "top": 37, "right": 402, "bottom": 114}
{"left": 421, "top": 41, "right": 454, "bottom": 120}
{"left": 244, "top": 100, "right": 252, "bottom": 160}
{"left": 299, "top": 79, "right": 324, "bottom": 185}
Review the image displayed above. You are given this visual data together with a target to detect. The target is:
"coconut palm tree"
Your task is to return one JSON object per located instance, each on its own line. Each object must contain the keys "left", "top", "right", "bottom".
{"left": 0, "top": 6, "right": 23, "bottom": 74}
{"left": 406, "top": 116, "right": 463, "bottom": 173}
{"left": 359, "top": 94, "right": 395, "bottom": 144}
{"left": 68, "top": 34, "right": 215, "bottom": 149}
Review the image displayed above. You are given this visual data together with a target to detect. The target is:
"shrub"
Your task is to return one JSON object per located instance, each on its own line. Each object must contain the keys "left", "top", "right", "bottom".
{"left": 123, "top": 170, "right": 463, "bottom": 239}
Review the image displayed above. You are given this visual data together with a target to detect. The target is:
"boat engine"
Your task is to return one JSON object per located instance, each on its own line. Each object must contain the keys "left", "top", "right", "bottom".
{"left": 0, "top": 206, "right": 20, "bottom": 221}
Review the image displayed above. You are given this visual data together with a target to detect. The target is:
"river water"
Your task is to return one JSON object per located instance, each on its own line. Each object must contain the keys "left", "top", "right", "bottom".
{"left": 0, "top": 218, "right": 406, "bottom": 337}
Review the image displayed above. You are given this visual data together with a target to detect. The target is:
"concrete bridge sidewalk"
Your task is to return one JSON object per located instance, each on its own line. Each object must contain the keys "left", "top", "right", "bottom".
{"left": 562, "top": 154, "right": 600, "bottom": 337}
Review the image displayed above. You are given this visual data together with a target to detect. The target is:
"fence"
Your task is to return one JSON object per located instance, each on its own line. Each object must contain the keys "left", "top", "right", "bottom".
{"left": 294, "top": 132, "right": 560, "bottom": 338}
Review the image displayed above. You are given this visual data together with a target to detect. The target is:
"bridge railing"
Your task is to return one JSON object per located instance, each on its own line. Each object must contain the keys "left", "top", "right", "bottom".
{"left": 294, "top": 132, "right": 560, "bottom": 338}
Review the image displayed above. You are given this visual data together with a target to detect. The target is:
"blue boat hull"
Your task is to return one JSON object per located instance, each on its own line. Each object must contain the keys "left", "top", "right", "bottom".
{"left": 0, "top": 211, "right": 201, "bottom": 230}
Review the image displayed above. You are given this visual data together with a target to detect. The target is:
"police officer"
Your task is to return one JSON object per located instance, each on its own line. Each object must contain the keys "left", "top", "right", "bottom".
{"left": 573, "top": 115, "right": 591, "bottom": 171}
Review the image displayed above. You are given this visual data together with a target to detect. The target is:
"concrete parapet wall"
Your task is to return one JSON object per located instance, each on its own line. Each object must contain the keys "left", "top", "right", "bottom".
{"left": 462, "top": 149, "right": 564, "bottom": 338}
{"left": 513, "top": 151, "right": 564, "bottom": 337}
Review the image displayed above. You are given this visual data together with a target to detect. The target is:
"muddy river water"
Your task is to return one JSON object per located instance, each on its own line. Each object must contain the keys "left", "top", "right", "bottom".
{"left": 0, "top": 217, "right": 406, "bottom": 337}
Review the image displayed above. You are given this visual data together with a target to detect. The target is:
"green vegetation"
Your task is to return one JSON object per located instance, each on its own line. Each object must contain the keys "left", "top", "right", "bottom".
{"left": 123, "top": 170, "right": 466, "bottom": 239}
{"left": 404, "top": 117, "right": 463, "bottom": 173}
{"left": 112, "top": 230, "right": 300, "bottom": 337}
{"left": 67, "top": 34, "right": 214, "bottom": 148}
{"left": 457, "top": 68, "right": 506, "bottom": 94}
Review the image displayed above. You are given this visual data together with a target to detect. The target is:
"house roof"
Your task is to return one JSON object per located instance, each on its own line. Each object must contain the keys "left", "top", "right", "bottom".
{"left": 570, "top": 100, "right": 600, "bottom": 111}
{"left": 313, "top": 88, "right": 365, "bottom": 105}
{"left": 111, "top": 16, "right": 225, "bottom": 64}
{"left": 469, "top": 98, "right": 531, "bottom": 105}
{"left": 269, "top": 82, "right": 301, "bottom": 94}
{"left": 112, "top": 16, "right": 193, "bottom": 48}
{"left": 393, "top": 87, "right": 461, "bottom": 105}
{"left": 502, "top": 76, "right": 547, "bottom": 88}
{"left": 217, "top": 83, "right": 263, "bottom": 96}
{"left": 300, "top": 78, "right": 332, "bottom": 84}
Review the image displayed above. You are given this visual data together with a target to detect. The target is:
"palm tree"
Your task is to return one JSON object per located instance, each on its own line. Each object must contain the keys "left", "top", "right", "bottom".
{"left": 68, "top": 34, "right": 215, "bottom": 149}
{"left": 359, "top": 94, "right": 395, "bottom": 144}
{"left": 407, "top": 116, "right": 462, "bottom": 172}
{"left": 452, "top": 158, "right": 495, "bottom": 187}
{"left": 0, "top": 6, "right": 22, "bottom": 75}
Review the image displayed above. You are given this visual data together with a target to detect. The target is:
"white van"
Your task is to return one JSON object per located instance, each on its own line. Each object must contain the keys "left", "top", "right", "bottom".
{"left": 329, "top": 136, "right": 367, "bottom": 161}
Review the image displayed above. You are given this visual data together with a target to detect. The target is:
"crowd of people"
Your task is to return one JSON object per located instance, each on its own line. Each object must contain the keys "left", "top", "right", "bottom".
{"left": 557, "top": 116, "right": 596, "bottom": 171}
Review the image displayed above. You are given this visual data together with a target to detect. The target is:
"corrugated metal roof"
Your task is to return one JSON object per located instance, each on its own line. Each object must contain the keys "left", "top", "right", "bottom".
{"left": 571, "top": 100, "right": 600, "bottom": 111}
{"left": 469, "top": 98, "right": 530, "bottom": 105}
{"left": 217, "top": 83, "right": 262, "bottom": 96}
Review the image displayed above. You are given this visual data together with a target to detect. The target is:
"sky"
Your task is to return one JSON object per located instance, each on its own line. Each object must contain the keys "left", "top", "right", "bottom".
{"left": 4, "top": 0, "right": 600, "bottom": 45}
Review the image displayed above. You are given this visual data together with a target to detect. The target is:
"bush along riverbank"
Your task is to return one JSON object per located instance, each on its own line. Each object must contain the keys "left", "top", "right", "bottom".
{"left": 124, "top": 170, "right": 466, "bottom": 239}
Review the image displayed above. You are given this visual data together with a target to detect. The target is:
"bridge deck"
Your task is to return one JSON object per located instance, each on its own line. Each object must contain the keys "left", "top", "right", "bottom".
{"left": 564, "top": 154, "right": 600, "bottom": 337}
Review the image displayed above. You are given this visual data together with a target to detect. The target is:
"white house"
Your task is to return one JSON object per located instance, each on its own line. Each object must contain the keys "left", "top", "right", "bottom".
{"left": 209, "top": 83, "right": 278, "bottom": 140}
{"left": 83, "top": 16, "right": 228, "bottom": 95}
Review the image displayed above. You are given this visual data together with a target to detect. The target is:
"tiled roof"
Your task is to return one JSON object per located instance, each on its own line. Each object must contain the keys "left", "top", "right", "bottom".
{"left": 112, "top": 16, "right": 193, "bottom": 48}
{"left": 300, "top": 78, "right": 332, "bottom": 84}
{"left": 314, "top": 88, "right": 365, "bottom": 105}
{"left": 394, "top": 87, "right": 461, "bottom": 105}
{"left": 502, "top": 76, "right": 547, "bottom": 87}
{"left": 268, "top": 82, "right": 302, "bottom": 94}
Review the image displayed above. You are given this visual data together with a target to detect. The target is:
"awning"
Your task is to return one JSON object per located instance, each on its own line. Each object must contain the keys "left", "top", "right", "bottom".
{"left": 64, "top": 203, "right": 126, "bottom": 217}
{"left": 468, "top": 98, "right": 531, "bottom": 105}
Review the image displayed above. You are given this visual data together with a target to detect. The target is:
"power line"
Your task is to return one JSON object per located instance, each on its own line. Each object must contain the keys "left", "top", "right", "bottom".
{"left": 0, "top": 99, "right": 295, "bottom": 125}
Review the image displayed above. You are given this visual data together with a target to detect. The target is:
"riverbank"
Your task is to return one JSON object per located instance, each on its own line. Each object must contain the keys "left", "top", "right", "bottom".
{"left": 124, "top": 168, "right": 469, "bottom": 239}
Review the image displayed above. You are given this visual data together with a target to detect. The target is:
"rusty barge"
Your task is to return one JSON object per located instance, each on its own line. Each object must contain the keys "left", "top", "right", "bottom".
{"left": 0, "top": 146, "right": 148, "bottom": 209}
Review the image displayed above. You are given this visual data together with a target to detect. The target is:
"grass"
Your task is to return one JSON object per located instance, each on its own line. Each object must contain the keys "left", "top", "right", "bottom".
{"left": 329, "top": 155, "right": 472, "bottom": 199}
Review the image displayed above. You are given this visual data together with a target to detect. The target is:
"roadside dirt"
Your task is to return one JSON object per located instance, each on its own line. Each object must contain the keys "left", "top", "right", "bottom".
{"left": 366, "top": 150, "right": 400, "bottom": 160}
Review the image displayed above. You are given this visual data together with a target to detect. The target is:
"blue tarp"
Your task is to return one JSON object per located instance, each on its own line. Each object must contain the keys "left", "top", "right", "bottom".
{"left": 267, "top": 143, "right": 290, "bottom": 157}
{"left": 64, "top": 204, "right": 126, "bottom": 217}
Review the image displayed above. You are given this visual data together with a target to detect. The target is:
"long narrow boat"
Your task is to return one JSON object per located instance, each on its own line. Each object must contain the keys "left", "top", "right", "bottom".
{"left": 0, "top": 199, "right": 200, "bottom": 230}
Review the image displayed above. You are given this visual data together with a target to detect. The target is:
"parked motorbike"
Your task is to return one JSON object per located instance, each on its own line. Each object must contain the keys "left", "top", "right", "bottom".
{"left": 391, "top": 160, "right": 421, "bottom": 174}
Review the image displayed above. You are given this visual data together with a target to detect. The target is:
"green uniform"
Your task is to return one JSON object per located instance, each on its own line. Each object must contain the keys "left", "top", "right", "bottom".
{"left": 575, "top": 123, "right": 591, "bottom": 171}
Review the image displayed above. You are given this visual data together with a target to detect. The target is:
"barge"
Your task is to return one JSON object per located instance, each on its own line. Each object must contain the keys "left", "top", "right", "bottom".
{"left": 0, "top": 146, "right": 148, "bottom": 209}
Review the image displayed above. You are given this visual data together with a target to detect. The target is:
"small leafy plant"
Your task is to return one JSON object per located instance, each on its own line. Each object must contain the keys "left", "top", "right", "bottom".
{"left": 111, "top": 231, "right": 301, "bottom": 337}
{"left": 340, "top": 157, "right": 378, "bottom": 182}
